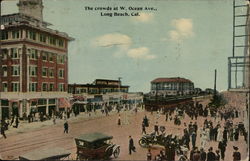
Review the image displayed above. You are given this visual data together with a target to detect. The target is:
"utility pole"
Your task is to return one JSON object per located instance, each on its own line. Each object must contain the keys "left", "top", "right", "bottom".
{"left": 118, "top": 77, "right": 122, "bottom": 105}
{"left": 0, "top": 0, "right": 2, "bottom": 121}
{"left": 214, "top": 69, "right": 217, "bottom": 97}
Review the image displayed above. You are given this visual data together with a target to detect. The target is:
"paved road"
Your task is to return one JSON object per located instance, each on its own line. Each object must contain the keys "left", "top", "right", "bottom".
{"left": 0, "top": 105, "right": 248, "bottom": 160}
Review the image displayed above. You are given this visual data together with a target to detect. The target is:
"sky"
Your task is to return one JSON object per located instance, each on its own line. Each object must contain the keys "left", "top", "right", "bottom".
{"left": 2, "top": 0, "right": 248, "bottom": 93}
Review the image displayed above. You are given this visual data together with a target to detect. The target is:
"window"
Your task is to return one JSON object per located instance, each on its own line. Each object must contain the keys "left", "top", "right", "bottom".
{"left": 49, "top": 68, "right": 54, "bottom": 77}
{"left": 42, "top": 67, "right": 48, "bottom": 77}
{"left": 11, "top": 82, "right": 19, "bottom": 92}
{"left": 42, "top": 52, "right": 48, "bottom": 61}
{"left": 48, "top": 53, "right": 53, "bottom": 62}
{"left": 29, "top": 31, "right": 36, "bottom": 40}
{"left": 12, "top": 30, "right": 20, "bottom": 39}
{"left": 11, "top": 48, "right": 19, "bottom": 59}
{"left": 2, "top": 66, "right": 7, "bottom": 77}
{"left": 12, "top": 66, "right": 20, "bottom": 76}
{"left": 42, "top": 83, "right": 47, "bottom": 91}
{"left": 29, "top": 82, "right": 37, "bottom": 92}
{"left": 30, "top": 49, "right": 38, "bottom": 59}
{"left": 58, "top": 83, "right": 64, "bottom": 92}
{"left": 29, "top": 66, "right": 37, "bottom": 76}
{"left": 2, "top": 83, "right": 8, "bottom": 92}
{"left": 1, "top": 31, "right": 8, "bottom": 40}
{"left": 49, "top": 36, "right": 56, "bottom": 45}
{"left": 58, "top": 69, "right": 64, "bottom": 78}
{"left": 59, "top": 39, "right": 64, "bottom": 47}
{"left": 2, "top": 49, "right": 8, "bottom": 59}
{"left": 57, "top": 55, "right": 65, "bottom": 64}
{"left": 49, "top": 83, "right": 54, "bottom": 91}
{"left": 39, "top": 34, "right": 46, "bottom": 43}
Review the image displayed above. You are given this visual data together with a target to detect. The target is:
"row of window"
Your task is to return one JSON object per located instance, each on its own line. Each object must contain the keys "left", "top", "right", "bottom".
{"left": 2, "top": 65, "right": 64, "bottom": 78}
{"left": 2, "top": 82, "right": 65, "bottom": 92}
{"left": 2, "top": 48, "right": 66, "bottom": 64}
{"left": 151, "top": 83, "right": 194, "bottom": 90}
{"left": 29, "top": 83, "right": 65, "bottom": 92}
{"left": 1, "top": 30, "right": 65, "bottom": 48}
{"left": 74, "top": 88, "right": 128, "bottom": 94}
{"left": 1, "top": 48, "right": 20, "bottom": 59}
{"left": 2, "top": 66, "right": 20, "bottom": 76}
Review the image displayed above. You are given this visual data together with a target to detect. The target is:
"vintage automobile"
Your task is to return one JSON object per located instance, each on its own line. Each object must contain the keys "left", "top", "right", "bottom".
{"left": 19, "top": 147, "right": 71, "bottom": 160}
{"left": 75, "top": 132, "right": 120, "bottom": 160}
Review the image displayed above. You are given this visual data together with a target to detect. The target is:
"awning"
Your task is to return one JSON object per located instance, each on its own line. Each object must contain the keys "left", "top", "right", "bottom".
{"left": 59, "top": 98, "right": 71, "bottom": 108}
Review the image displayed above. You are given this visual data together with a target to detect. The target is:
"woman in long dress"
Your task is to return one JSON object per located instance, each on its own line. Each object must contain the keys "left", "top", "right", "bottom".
{"left": 217, "top": 126, "right": 223, "bottom": 142}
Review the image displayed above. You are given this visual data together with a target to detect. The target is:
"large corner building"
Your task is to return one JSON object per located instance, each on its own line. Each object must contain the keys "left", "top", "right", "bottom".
{"left": 0, "top": 0, "right": 73, "bottom": 119}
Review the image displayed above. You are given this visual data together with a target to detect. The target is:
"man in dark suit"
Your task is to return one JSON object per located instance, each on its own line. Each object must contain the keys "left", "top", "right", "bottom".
{"left": 207, "top": 147, "right": 216, "bottom": 161}
{"left": 129, "top": 136, "right": 136, "bottom": 155}
{"left": 232, "top": 146, "right": 241, "bottom": 161}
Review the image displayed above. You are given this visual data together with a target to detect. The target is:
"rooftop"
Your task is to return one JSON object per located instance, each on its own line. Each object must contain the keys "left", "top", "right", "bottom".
{"left": 151, "top": 77, "right": 193, "bottom": 83}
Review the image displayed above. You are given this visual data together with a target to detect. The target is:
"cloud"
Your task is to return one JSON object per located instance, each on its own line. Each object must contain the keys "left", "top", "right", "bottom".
{"left": 92, "top": 33, "right": 132, "bottom": 50}
{"left": 127, "top": 47, "right": 156, "bottom": 60}
{"left": 169, "top": 18, "right": 194, "bottom": 42}
{"left": 92, "top": 33, "right": 156, "bottom": 60}
{"left": 131, "top": 13, "right": 154, "bottom": 23}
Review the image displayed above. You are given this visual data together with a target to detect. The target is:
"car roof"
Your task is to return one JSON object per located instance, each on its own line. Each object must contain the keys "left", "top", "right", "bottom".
{"left": 75, "top": 132, "right": 113, "bottom": 143}
{"left": 19, "top": 147, "right": 71, "bottom": 160}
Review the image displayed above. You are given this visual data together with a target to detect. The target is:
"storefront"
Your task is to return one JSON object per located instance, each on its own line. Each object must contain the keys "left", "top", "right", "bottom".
{"left": 1, "top": 100, "right": 9, "bottom": 119}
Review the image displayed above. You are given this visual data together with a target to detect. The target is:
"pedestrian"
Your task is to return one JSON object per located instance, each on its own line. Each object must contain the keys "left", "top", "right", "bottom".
{"left": 53, "top": 116, "right": 56, "bottom": 124}
{"left": 117, "top": 114, "right": 121, "bottom": 126}
{"left": 215, "top": 150, "right": 220, "bottom": 161}
{"left": 234, "top": 128, "right": 239, "bottom": 141}
{"left": 200, "top": 148, "right": 207, "bottom": 161}
{"left": 192, "top": 148, "right": 200, "bottom": 161}
{"left": 64, "top": 121, "right": 68, "bottom": 133}
{"left": 129, "top": 136, "right": 136, "bottom": 155}
{"left": 191, "top": 131, "right": 197, "bottom": 148}
{"left": 147, "top": 149, "right": 152, "bottom": 161}
{"left": 232, "top": 146, "right": 241, "bottom": 161}
{"left": 142, "top": 122, "right": 146, "bottom": 134}
{"left": 207, "top": 147, "right": 216, "bottom": 161}
{"left": 217, "top": 126, "right": 223, "bottom": 142}
{"left": 218, "top": 139, "right": 227, "bottom": 160}
{"left": 154, "top": 122, "right": 159, "bottom": 135}
{"left": 15, "top": 117, "right": 19, "bottom": 128}
{"left": 0, "top": 125, "right": 7, "bottom": 139}
{"left": 200, "top": 129, "right": 207, "bottom": 149}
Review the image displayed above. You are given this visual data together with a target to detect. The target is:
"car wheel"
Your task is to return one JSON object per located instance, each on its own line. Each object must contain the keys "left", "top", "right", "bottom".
{"left": 113, "top": 147, "right": 120, "bottom": 158}
{"left": 139, "top": 139, "right": 148, "bottom": 148}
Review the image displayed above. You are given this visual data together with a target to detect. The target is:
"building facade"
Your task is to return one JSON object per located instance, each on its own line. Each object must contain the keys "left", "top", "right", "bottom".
{"left": 69, "top": 79, "right": 129, "bottom": 95}
{"left": 150, "top": 77, "right": 194, "bottom": 96}
{"left": 0, "top": 0, "right": 73, "bottom": 119}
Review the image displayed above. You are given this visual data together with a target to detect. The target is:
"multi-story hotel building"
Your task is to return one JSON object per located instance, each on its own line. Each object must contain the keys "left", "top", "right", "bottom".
{"left": 150, "top": 77, "right": 194, "bottom": 96}
{"left": 0, "top": 0, "right": 73, "bottom": 119}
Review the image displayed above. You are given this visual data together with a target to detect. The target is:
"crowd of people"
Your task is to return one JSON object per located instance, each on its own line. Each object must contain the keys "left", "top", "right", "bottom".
{"left": 137, "top": 102, "right": 248, "bottom": 161}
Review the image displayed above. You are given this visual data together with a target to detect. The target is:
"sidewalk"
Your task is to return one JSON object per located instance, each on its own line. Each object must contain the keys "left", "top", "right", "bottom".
{"left": 1, "top": 107, "right": 143, "bottom": 137}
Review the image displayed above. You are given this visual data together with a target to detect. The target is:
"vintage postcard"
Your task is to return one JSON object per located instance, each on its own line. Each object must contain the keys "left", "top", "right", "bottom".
{"left": 0, "top": 0, "right": 249, "bottom": 160}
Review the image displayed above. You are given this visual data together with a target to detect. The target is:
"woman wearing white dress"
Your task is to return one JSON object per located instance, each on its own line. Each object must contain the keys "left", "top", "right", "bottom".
{"left": 200, "top": 129, "right": 208, "bottom": 149}
{"left": 217, "top": 126, "right": 223, "bottom": 142}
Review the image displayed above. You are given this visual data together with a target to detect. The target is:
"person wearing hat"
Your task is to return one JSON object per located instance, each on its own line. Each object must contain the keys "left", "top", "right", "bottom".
{"left": 232, "top": 146, "right": 241, "bottom": 161}
{"left": 191, "top": 131, "right": 197, "bottom": 149}
{"left": 215, "top": 150, "right": 220, "bottom": 161}
{"left": 147, "top": 149, "right": 152, "bottom": 161}
{"left": 129, "top": 135, "right": 136, "bottom": 155}
{"left": 207, "top": 147, "right": 216, "bottom": 161}
{"left": 200, "top": 148, "right": 207, "bottom": 161}
{"left": 218, "top": 139, "right": 227, "bottom": 160}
